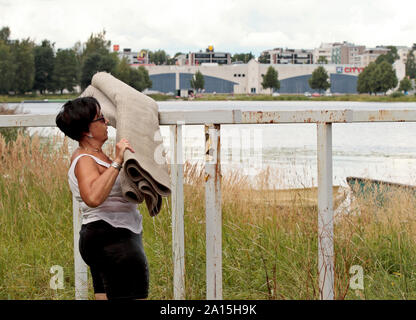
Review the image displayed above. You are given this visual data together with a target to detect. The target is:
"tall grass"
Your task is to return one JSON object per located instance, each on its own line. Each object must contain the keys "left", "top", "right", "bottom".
{"left": 0, "top": 105, "right": 28, "bottom": 144}
{"left": 1, "top": 131, "right": 416, "bottom": 299}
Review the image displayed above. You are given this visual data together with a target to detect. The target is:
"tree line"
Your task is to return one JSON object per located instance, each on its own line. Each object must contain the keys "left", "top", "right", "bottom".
{"left": 0, "top": 27, "right": 153, "bottom": 95}
{"left": 2, "top": 25, "right": 413, "bottom": 96}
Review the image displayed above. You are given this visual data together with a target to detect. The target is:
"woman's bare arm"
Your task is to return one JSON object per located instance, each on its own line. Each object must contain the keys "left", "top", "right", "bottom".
{"left": 74, "top": 138, "right": 134, "bottom": 207}
{"left": 75, "top": 156, "right": 120, "bottom": 207}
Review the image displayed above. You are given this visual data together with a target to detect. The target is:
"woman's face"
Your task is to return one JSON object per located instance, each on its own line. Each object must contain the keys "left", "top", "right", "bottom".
{"left": 88, "top": 107, "right": 109, "bottom": 142}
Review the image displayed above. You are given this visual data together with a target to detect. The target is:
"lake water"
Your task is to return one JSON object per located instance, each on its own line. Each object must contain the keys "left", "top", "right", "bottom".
{"left": 6, "top": 101, "right": 416, "bottom": 189}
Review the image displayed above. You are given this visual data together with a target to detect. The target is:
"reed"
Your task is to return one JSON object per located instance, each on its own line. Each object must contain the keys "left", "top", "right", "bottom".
{"left": 1, "top": 131, "right": 416, "bottom": 299}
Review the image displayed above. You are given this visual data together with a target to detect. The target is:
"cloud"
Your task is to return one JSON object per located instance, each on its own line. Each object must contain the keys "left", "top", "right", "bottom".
{"left": 1, "top": 0, "right": 416, "bottom": 56}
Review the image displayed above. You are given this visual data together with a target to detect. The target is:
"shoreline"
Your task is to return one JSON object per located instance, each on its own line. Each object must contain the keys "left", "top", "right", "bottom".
{"left": 2, "top": 93, "right": 416, "bottom": 103}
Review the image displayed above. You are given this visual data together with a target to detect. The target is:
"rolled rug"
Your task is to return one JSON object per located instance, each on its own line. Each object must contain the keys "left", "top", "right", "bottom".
{"left": 80, "top": 85, "right": 117, "bottom": 127}
{"left": 80, "top": 72, "right": 171, "bottom": 216}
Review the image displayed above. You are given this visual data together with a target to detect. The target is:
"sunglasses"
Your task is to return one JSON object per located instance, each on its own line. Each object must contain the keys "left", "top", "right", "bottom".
{"left": 91, "top": 116, "right": 106, "bottom": 123}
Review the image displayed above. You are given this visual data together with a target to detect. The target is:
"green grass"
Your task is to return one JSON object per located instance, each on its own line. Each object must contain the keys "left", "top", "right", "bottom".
{"left": 185, "top": 93, "right": 416, "bottom": 102}
{"left": 1, "top": 132, "right": 416, "bottom": 299}
{"left": 0, "top": 94, "right": 79, "bottom": 103}
{"left": 2, "top": 93, "right": 416, "bottom": 103}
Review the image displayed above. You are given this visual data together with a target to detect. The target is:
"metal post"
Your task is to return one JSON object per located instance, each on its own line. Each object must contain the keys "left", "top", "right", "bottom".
{"left": 69, "top": 138, "right": 88, "bottom": 300}
{"left": 317, "top": 123, "right": 334, "bottom": 300}
{"left": 204, "top": 124, "right": 222, "bottom": 300}
{"left": 170, "top": 124, "right": 186, "bottom": 300}
{"left": 73, "top": 196, "right": 88, "bottom": 300}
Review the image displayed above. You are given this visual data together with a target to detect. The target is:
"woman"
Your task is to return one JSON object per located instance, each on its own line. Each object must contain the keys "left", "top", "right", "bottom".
{"left": 56, "top": 96, "right": 149, "bottom": 300}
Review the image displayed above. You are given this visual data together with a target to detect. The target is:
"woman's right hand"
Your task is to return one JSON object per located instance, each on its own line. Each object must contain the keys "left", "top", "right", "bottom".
{"left": 115, "top": 138, "right": 135, "bottom": 164}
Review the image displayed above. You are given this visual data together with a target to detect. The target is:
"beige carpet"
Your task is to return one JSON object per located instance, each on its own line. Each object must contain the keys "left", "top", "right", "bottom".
{"left": 80, "top": 72, "right": 171, "bottom": 216}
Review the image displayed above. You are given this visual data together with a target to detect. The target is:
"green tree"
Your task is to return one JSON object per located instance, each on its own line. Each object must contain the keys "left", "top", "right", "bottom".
{"left": 398, "top": 77, "right": 412, "bottom": 92}
{"left": 190, "top": 70, "right": 204, "bottom": 91}
{"left": 33, "top": 40, "right": 55, "bottom": 94}
{"left": 0, "top": 40, "right": 15, "bottom": 94}
{"left": 357, "top": 61, "right": 398, "bottom": 94}
{"left": 79, "top": 31, "right": 118, "bottom": 89}
{"left": 53, "top": 49, "right": 79, "bottom": 93}
{"left": 258, "top": 53, "right": 270, "bottom": 64}
{"left": 357, "top": 62, "right": 378, "bottom": 94}
{"left": 317, "top": 56, "right": 328, "bottom": 64}
{"left": 357, "top": 62, "right": 376, "bottom": 94}
{"left": 114, "top": 56, "right": 131, "bottom": 84}
{"left": 375, "top": 46, "right": 399, "bottom": 65}
{"left": 149, "top": 50, "right": 168, "bottom": 65}
{"left": 10, "top": 39, "right": 35, "bottom": 94}
{"left": 0, "top": 26, "right": 10, "bottom": 42}
{"left": 405, "top": 50, "right": 416, "bottom": 79}
{"left": 81, "top": 30, "right": 111, "bottom": 61}
{"left": 308, "top": 66, "right": 330, "bottom": 93}
{"left": 373, "top": 61, "right": 398, "bottom": 93}
{"left": 232, "top": 52, "right": 254, "bottom": 63}
{"left": 80, "top": 53, "right": 102, "bottom": 89}
{"left": 114, "top": 58, "right": 152, "bottom": 92}
{"left": 99, "top": 52, "right": 118, "bottom": 72}
{"left": 129, "top": 66, "right": 152, "bottom": 92}
{"left": 261, "top": 66, "right": 280, "bottom": 93}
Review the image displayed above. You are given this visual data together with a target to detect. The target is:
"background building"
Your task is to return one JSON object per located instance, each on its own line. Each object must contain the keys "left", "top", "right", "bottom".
{"left": 356, "top": 47, "right": 390, "bottom": 66}
{"left": 140, "top": 59, "right": 403, "bottom": 95}
{"left": 260, "top": 48, "right": 313, "bottom": 64}
{"left": 116, "top": 41, "right": 406, "bottom": 95}
{"left": 331, "top": 41, "right": 365, "bottom": 65}
{"left": 313, "top": 43, "right": 334, "bottom": 64}
{"left": 179, "top": 46, "right": 232, "bottom": 66}
{"left": 116, "top": 47, "right": 151, "bottom": 65}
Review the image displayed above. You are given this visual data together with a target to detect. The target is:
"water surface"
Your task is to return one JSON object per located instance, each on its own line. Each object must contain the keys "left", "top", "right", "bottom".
{"left": 6, "top": 101, "right": 416, "bottom": 188}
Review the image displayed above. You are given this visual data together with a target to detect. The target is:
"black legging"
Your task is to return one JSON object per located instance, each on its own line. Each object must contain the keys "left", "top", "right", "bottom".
{"left": 79, "top": 219, "right": 149, "bottom": 300}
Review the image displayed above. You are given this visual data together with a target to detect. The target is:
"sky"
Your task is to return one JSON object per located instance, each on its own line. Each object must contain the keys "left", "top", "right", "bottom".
{"left": 1, "top": 0, "right": 416, "bottom": 57}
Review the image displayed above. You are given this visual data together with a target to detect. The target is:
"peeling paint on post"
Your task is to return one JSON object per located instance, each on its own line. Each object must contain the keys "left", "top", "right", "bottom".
{"left": 205, "top": 124, "right": 222, "bottom": 300}
{"left": 317, "top": 123, "right": 334, "bottom": 300}
{"left": 170, "top": 124, "right": 186, "bottom": 300}
{"left": 69, "top": 139, "right": 88, "bottom": 300}
{"left": 73, "top": 196, "right": 88, "bottom": 300}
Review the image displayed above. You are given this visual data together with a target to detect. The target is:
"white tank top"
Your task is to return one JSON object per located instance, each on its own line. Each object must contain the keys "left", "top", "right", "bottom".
{"left": 68, "top": 154, "right": 143, "bottom": 234}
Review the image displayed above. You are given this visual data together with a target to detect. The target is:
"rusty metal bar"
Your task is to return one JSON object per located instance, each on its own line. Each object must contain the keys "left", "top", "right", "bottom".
{"left": 352, "top": 109, "right": 416, "bottom": 122}
{"left": 161, "top": 110, "right": 352, "bottom": 124}
{"left": 241, "top": 110, "right": 353, "bottom": 123}
{"left": 317, "top": 123, "right": 334, "bottom": 300}
{"left": 170, "top": 124, "right": 186, "bottom": 300}
{"left": 204, "top": 124, "right": 222, "bottom": 300}
{"left": 5, "top": 109, "right": 416, "bottom": 127}
{"left": 160, "top": 110, "right": 242, "bottom": 125}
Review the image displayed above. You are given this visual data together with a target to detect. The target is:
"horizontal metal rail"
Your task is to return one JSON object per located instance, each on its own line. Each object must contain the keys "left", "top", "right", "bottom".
{"left": 3, "top": 109, "right": 416, "bottom": 127}
{"left": 2, "top": 106, "right": 416, "bottom": 301}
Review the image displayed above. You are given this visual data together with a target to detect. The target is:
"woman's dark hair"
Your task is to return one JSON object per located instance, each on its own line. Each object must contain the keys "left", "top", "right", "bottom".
{"left": 55, "top": 97, "right": 101, "bottom": 141}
